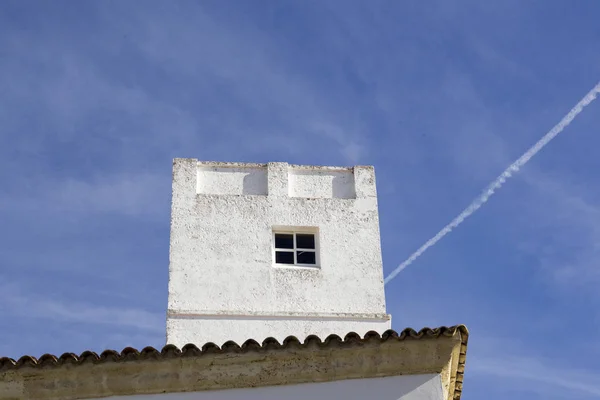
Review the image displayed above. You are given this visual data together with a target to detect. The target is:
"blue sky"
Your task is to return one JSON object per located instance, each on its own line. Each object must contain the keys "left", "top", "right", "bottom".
{"left": 1, "top": 1, "right": 599, "bottom": 398}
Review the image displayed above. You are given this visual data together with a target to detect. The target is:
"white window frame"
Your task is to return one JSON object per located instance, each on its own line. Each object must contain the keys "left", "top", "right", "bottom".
{"left": 272, "top": 228, "right": 320, "bottom": 268}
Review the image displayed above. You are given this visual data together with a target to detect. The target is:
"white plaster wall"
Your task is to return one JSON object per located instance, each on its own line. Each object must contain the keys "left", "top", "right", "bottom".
{"left": 167, "top": 316, "right": 390, "bottom": 346}
{"left": 97, "top": 374, "right": 444, "bottom": 400}
{"left": 197, "top": 165, "right": 267, "bottom": 196}
{"left": 168, "top": 160, "right": 390, "bottom": 347}
{"left": 288, "top": 168, "right": 355, "bottom": 199}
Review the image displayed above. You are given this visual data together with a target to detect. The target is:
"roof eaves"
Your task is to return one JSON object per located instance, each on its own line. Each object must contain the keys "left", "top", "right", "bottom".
{"left": 0, "top": 325, "right": 468, "bottom": 400}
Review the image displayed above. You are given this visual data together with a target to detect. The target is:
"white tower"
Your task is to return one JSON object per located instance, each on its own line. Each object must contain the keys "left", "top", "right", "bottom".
{"left": 166, "top": 159, "right": 391, "bottom": 346}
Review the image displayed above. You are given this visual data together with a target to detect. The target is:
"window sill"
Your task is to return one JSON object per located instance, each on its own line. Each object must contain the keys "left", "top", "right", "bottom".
{"left": 273, "top": 263, "right": 321, "bottom": 270}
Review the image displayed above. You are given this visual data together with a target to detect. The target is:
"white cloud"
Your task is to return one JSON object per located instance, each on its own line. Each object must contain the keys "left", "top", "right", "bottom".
{"left": 99, "top": 2, "right": 370, "bottom": 165}
{"left": 0, "top": 280, "right": 163, "bottom": 333}
{"left": 472, "top": 353, "right": 600, "bottom": 398}
{"left": 0, "top": 172, "right": 169, "bottom": 219}
{"left": 513, "top": 170, "right": 600, "bottom": 294}
{"left": 56, "top": 173, "right": 169, "bottom": 217}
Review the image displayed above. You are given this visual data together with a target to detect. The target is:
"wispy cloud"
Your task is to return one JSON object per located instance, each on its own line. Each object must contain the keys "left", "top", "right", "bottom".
{"left": 472, "top": 354, "right": 600, "bottom": 398}
{"left": 1, "top": 173, "right": 169, "bottom": 219}
{"left": 103, "top": 2, "right": 370, "bottom": 165}
{"left": 0, "top": 280, "right": 163, "bottom": 333}
{"left": 516, "top": 171, "right": 600, "bottom": 292}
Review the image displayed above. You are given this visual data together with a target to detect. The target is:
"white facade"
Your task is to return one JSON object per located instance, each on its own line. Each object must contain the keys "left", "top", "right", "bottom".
{"left": 167, "top": 159, "right": 391, "bottom": 346}
{"left": 87, "top": 374, "right": 444, "bottom": 400}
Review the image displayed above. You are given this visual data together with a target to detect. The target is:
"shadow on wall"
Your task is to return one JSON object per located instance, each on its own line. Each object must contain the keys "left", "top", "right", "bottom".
{"left": 287, "top": 169, "right": 356, "bottom": 199}
{"left": 332, "top": 173, "right": 356, "bottom": 199}
{"left": 242, "top": 171, "right": 268, "bottom": 195}
{"left": 126, "top": 374, "right": 441, "bottom": 399}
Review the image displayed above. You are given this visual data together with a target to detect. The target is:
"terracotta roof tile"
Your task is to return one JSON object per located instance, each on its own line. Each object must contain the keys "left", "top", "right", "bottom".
{"left": 0, "top": 325, "right": 468, "bottom": 400}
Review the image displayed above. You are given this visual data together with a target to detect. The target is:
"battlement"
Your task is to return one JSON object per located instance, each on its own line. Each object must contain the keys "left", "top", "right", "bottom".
{"left": 187, "top": 160, "right": 376, "bottom": 199}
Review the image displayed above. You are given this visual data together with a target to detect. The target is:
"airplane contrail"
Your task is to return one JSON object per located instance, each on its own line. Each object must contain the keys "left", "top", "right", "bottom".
{"left": 384, "top": 81, "right": 600, "bottom": 286}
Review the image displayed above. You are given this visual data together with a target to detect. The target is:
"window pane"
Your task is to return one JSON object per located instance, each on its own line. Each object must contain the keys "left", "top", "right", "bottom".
{"left": 275, "top": 234, "right": 294, "bottom": 249}
{"left": 296, "top": 234, "right": 315, "bottom": 249}
{"left": 297, "top": 251, "right": 316, "bottom": 265}
{"left": 276, "top": 251, "right": 294, "bottom": 264}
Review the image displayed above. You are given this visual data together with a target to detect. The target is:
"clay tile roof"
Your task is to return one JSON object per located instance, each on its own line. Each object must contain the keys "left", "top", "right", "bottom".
{"left": 0, "top": 325, "right": 469, "bottom": 400}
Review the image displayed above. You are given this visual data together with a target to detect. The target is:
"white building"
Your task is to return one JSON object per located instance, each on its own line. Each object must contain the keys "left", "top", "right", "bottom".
{"left": 167, "top": 159, "right": 391, "bottom": 346}
{"left": 0, "top": 159, "right": 470, "bottom": 400}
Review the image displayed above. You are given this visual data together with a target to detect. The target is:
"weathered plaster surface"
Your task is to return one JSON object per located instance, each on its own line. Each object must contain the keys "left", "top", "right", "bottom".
{"left": 197, "top": 165, "right": 267, "bottom": 196}
{"left": 166, "top": 315, "right": 390, "bottom": 346}
{"left": 287, "top": 167, "right": 356, "bottom": 199}
{"left": 0, "top": 327, "right": 465, "bottom": 400}
{"left": 167, "top": 159, "right": 390, "bottom": 347}
{"left": 89, "top": 374, "right": 444, "bottom": 400}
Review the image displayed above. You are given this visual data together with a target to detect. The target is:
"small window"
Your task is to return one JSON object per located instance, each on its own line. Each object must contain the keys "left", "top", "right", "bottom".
{"left": 273, "top": 231, "right": 318, "bottom": 267}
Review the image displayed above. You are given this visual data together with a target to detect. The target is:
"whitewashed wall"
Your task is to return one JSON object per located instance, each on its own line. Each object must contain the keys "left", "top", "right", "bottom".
{"left": 167, "top": 160, "right": 390, "bottom": 346}
{"left": 89, "top": 374, "right": 444, "bottom": 400}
